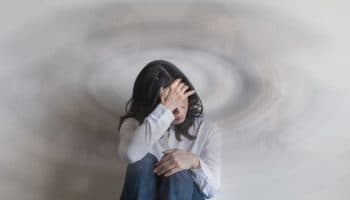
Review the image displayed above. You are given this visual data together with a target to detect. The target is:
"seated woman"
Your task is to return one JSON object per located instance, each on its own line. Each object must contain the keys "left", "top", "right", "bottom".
{"left": 117, "top": 60, "right": 221, "bottom": 200}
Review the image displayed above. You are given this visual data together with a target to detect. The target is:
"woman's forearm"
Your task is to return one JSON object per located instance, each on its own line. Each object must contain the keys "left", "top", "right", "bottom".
{"left": 119, "top": 103, "right": 175, "bottom": 163}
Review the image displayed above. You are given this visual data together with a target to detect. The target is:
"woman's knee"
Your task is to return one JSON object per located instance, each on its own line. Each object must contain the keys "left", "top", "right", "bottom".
{"left": 164, "top": 170, "right": 193, "bottom": 185}
{"left": 127, "top": 152, "right": 158, "bottom": 173}
{"left": 158, "top": 170, "right": 194, "bottom": 198}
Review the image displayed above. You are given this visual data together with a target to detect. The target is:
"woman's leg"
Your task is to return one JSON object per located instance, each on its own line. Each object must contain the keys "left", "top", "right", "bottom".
{"left": 120, "top": 153, "right": 158, "bottom": 200}
{"left": 192, "top": 182, "right": 205, "bottom": 200}
{"left": 157, "top": 170, "right": 205, "bottom": 200}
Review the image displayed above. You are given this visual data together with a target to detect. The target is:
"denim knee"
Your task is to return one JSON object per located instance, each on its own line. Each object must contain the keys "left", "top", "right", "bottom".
{"left": 121, "top": 153, "right": 158, "bottom": 200}
{"left": 164, "top": 170, "right": 193, "bottom": 186}
{"left": 157, "top": 170, "right": 194, "bottom": 200}
{"left": 127, "top": 152, "right": 158, "bottom": 173}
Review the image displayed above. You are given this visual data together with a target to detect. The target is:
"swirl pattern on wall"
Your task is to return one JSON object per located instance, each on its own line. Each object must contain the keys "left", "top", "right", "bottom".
{"left": 3, "top": 2, "right": 347, "bottom": 200}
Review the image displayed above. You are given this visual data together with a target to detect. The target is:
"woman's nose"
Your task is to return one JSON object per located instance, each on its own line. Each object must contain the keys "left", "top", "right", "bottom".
{"left": 173, "top": 108, "right": 179, "bottom": 114}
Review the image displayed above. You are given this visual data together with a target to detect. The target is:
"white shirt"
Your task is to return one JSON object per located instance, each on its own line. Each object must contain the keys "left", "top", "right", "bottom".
{"left": 118, "top": 103, "right": 221, "bottom": 199}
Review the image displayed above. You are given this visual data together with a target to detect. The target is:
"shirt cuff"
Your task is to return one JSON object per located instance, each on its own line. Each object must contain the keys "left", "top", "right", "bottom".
{"left": 190, "top": 157, "right": 211, "bottom": 180}
{"left": 149, "top": 103, "right": 175, "bottom": 125}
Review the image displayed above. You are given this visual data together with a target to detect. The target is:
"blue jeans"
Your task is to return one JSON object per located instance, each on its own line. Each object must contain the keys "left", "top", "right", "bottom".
{"left": 120, "top": 153, "right": 205, "bottom": 200}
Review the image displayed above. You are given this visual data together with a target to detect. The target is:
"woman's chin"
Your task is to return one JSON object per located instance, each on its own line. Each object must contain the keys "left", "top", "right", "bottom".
{"left": 172, "top": 118, "right": 185, "bottom": 125}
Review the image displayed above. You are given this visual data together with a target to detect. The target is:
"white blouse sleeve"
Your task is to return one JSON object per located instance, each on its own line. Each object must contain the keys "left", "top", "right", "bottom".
{"left": 190, "top": 123, "right": 222, "bottom": 199}
{"left": 117, "top": 103, "right": 175, "bottom": 163}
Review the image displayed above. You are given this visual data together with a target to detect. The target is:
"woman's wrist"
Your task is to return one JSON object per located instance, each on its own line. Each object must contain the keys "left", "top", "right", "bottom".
{"left": 160, "top": 102, "right": 175, "bottom": 112}
{"left": 191, "top": 155, "right": 201, "bottom": 169}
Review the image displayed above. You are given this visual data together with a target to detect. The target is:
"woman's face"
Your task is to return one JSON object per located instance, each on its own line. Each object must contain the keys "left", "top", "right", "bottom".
{"left": 172, "top": 97, "right": 189, "bottom": 125}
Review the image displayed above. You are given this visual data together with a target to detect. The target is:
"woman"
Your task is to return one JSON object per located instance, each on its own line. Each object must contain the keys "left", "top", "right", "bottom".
{"left": 117, "top": 60, "right": 221, "bottom": 200}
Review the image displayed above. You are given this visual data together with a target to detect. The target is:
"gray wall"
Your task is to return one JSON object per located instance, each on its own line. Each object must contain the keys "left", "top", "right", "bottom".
{"left": 1, "top": 1, "right": 349, "bottom": 199}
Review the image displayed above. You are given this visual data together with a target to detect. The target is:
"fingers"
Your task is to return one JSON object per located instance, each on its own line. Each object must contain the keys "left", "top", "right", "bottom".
{"left": 159, "top": 164, "right": 178, "bottom": 176}
{"left": 170, "top": 79, "right": 190, "bottom": 94}
{"left": 180, "top": 85, "right": 189, "bottom": 94}
{"left": 154, "top": 159, "right": 171, "bottom": 173}
{"left": 160, "top": 79, "right": 182, "bottom": 97}
{"left": 155, "top": 154, "right": 172, "bottom": 166}
{"left": 167, "top": 78, "right": 192, "bottom": 93}
{"left": 173, "top": 81, "right": 193, "bottom": 97}
{"left": 184, "top": 89, "right": 196, "bottom": 97}
{"left": 175, "top": 82, "right": 186, "bottom": 93}
{"left": 175, "top": 81, "right": 195, "bottom": 97}
{"left": 152, "top": 147, "right": 187, "bottom": 176}
{"left": 154, "top": 160, "right": 176, "bottom": 175}
{"left": 160, "top": 78, "right": 196, "bottom": 108}
{"left": 164, "top": 167, "right": 182, "bottom": 177}
{"left": 170, "top": 78, "right": 182, "bottom": 89}
{"left": 163, "top": 148, "right": 178, "bottom": 154}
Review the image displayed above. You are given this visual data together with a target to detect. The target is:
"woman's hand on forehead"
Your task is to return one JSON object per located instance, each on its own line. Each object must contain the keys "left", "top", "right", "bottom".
{"left": 170, "top": 78, "right": 182, "bottom": 88}
{"left": 159, "top": 78, "right": 195, "bottom": 111}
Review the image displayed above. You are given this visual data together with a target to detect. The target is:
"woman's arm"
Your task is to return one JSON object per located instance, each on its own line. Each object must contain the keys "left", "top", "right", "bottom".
{"left": 118, "top": 103, "right": 175, "bottom": 163}
{"left": 190, "top": 123, "right": 222, "bottom": 199}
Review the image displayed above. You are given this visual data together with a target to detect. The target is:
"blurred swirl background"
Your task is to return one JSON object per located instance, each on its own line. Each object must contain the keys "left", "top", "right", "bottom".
{"left": 0, "top": 0, "right": 349, "bottom": 200}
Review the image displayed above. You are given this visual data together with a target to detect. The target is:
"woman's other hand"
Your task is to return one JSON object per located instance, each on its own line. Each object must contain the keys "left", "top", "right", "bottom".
{"left": 153, "top": 148, "right": 200, "bottom": 177}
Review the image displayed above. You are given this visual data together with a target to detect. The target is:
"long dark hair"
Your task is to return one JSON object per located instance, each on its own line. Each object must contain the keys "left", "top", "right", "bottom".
{"left": 117, "top": 59, "right": 204, "bottom": 141}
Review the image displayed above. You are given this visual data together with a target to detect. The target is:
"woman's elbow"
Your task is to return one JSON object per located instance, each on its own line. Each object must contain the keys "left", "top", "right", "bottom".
{"left": 120, "top": 145, "right": 146, "bottom": 164}
{"left": 204, "top": 181, "right": 221, "bottom": 198}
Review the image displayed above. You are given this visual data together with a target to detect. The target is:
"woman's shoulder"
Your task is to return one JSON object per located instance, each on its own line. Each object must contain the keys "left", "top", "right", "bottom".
{"left": 118, "top": 117, "right": 139, "bottom": 132}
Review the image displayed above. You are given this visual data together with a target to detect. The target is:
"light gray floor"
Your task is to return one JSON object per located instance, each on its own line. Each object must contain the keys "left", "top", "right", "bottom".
{"left": 1, "top": 1, "right": 349, "bottom": 200}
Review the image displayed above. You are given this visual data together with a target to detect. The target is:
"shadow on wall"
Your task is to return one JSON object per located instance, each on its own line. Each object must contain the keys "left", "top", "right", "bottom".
{"left": 37, "top": 78, "right": 126, "bottom": 199}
